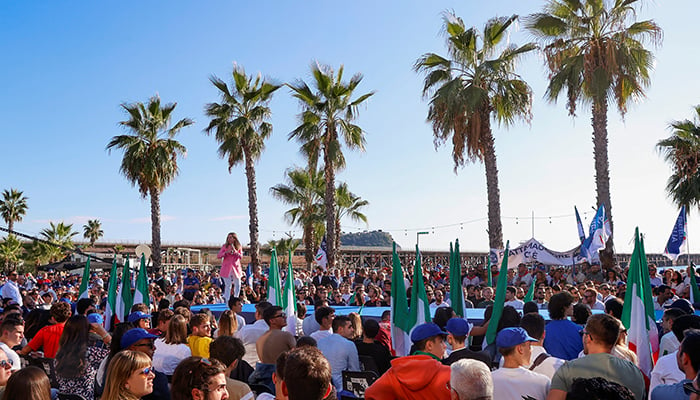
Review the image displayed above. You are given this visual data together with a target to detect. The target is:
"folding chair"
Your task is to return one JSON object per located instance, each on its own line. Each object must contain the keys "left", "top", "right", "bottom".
{"left": 341, "top": 370, "right": 378, "bottom": 400}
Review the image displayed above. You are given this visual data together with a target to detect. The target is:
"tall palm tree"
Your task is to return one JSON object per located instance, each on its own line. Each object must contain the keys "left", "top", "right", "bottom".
{"left": 657, "top": 106, "right": 700, "bottom": 210}
{"left": 270, "top": 167, "right": 325, "bottom": 268}
{"left": 526, "top": 0, "right": 662, "bottom": 239}
{"left": 415, "top": 12, "right": 535, "bottom": 250}
{"left": 39, "top": 221, "right": 78, "bottom": 263}
{"left": 0, "top": 235, "right": 23, "bottom": 272}
{"left": 0, "top": 188, "right": 29, "bottom": 234}
{"left": 106, "top": 95, "right": 193, "bottom": 271}
{"left": 289, "top": 64, "right": 374, "bottom": 268}
{"left": 335, "top": 182, "right": 369, "bottom": 253}
{"left": 83, "top": 219, "right": 104, "bottom": 248}
{"left": 204, "top": 65, "right": 281, "bottom": 269}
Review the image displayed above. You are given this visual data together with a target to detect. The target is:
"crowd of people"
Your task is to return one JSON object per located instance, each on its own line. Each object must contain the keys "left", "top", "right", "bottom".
{"left": 0, "top": 249, "right": 698, "bottom": 399}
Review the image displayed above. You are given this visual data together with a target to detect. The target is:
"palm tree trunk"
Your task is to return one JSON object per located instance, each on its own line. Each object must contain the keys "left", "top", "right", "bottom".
{"left": 323, "top": 137, "right": 337, "bottom": 269}
{"left": 150, "top": 188, "right": 162, "bottom": 271}
{"left": 7, "top": 221, "right": 12, "bottom": 235}
{"left": 244, "top": 148, "right": 260, "bottom": 268}
{"left": 304, "top": 223, "right": 314, "bottom": 269}
{"left": 592, "top": 98, "right": 615, "bottom": 267}
{"left": 335, "top": 214, "right": 342, "bottom": 267}
{"left": 482, "top": 121, "right": 504, "bottom": 250}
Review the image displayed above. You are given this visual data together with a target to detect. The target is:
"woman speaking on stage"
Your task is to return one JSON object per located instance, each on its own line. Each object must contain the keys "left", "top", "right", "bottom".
{"left": 217, "top": 232, "right": 243, "bottom": 301}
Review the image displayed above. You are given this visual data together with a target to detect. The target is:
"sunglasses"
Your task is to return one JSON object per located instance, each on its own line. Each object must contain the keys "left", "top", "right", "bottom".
{"left": 0, "top": 359, "right": 12, "bottom": 369}
{"left": 273, "top": 313, "right": 287, "bottom": 319}
{"left": 140, "top": 366, "right": 154, "bottom": 375}
{"left": 134, "top": 342, "right": 155, "bottom": 349}
{"left": 684, "top": 382, "right": 700, "bottom": 396}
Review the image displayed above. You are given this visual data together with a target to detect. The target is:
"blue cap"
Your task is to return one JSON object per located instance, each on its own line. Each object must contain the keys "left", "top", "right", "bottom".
{"left": 665, "top": 298, "right": 694, "bottom": 314}
{"left": 127, "top": 311, "right": 151, "bottom": 324}
{"left": 445, "top": 318, "right": 471, "bottom": 336}
{"left": 120, "top": 328, "right": 158, "bottom": 349}
{"left": 496, "top": 327, "right": 538, "bottom": 348}
{"left": 87, "top": 313, "right": 103, "bottom": 325}
{"left": 410, "top": 323, "right": 447, "bottom": 343}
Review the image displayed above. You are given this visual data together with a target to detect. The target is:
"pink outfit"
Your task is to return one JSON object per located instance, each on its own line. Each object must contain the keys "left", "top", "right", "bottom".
{"left": 218, "top": 245, "right": 243, "bottom": 279}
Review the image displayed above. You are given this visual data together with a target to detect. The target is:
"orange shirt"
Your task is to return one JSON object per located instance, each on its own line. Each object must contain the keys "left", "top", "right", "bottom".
{"left": 28, "top": 322, "right": 65, "bottom": 358}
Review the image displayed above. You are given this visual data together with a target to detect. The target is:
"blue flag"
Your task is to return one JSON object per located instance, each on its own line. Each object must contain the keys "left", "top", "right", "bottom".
{"left": 575, "top": 206, "right": 586, "bottom": 243}
{"left": 664, "top": 206, "right": 687, "bottom": 261}
{"left": 581, "top": 204, "right": 610, "bottom": 263}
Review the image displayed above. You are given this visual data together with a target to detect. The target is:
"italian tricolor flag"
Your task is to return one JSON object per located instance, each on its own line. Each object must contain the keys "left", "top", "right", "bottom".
{"left": 621, "top": 228, "right": 658, "bottom": 380}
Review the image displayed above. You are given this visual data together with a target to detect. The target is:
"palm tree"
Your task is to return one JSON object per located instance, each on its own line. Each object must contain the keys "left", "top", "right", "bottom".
{"left": 204, "top": 65, "right": 281, "bottom": 269}
{"left": 657, "top": 106, "right": 700, "bottom": 210}
{"left": 0, "top": 235, "right": 23, "bottom": 272}
{"left": 39, "top": 221, "right": 78, "bottom": 263}
{"left": 289, "top": 64, "right": 374, "bottom": 268}
{"left": 526, "top": 0, "right": 662, "bottom": 239}
{"left": 335, "top": 182, "right": 369, "bottom": 253}
{"left": 107, "top": 95, "right": 193, "bottom": 271}
{"left": 0, "top": 188, "right": 29, "bottom": 234}
{"left": 270, "top": 167, "right": 325, "bottom": 268}
{"left": 415, "top": 12, "right": 535, "bottom": 250}
{"left": 83, "top": 219, "right": 104, "bottom": 248}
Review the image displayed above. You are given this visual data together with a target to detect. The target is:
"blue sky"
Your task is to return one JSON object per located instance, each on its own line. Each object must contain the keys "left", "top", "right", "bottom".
{"left": 1, "top": 1, "right": 698, "bottom": 255}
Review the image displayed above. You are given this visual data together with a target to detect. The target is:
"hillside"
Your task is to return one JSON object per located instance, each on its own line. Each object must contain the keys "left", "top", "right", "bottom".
{"left": 340, "top": 230, "right": 395, "bottom": 247}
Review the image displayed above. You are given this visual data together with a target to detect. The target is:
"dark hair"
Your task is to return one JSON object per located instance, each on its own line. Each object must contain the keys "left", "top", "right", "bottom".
{"left": 0, "top": 317, "right": 23, "bottom": 336}
{"left": 363, "top": 319, "right": 380, "bottom": 338}
{"left": 332, "top": 315, "right": 351, "bottom": 333}
{"left": 190, "top": 313, "right": 209, "bottom": 329}
{"left": 173, "top": 299, "right": 191, "bottom": 310}
{"left": 433, "top": 307, "right": 455, "bottom": 330}
{"left": 572, "top": 303, "right": 592, "bottom": 325}
{"left": 296, "top": 336, "right": 317, "bottom": 348}
{"left": 672, "top": 315, "right": 700, "bottom": 342}
{"left": 130, "top": 303, "right": 149, "bottom": 313}
{"left": 548, "top": 292, "right": 574, "bottom": 320}
{"left": 381, "top": 310, "right": 391, "bottom": 321}
{"left": 50, "top": 301, "right": 72, "bottom": 323}
{"left": 565, "top": 377, "right": 635, "bottom": 400}
{"left": 210, "top": 336, "right": 246, "bottom": 367}
{"left": 283, "top": 346, "right": 332, "bottom": 400}
{"left": 314, "top": 306, "right": 335, "bottom": 325}
{"left": 497, "top": 306, "right": 521, "bottom": 332}
{"left": 506, "top": 286, "right": 516, "bottom": 295}
{"left": 520, "top": 313, "right": 545, "bottom": 341}
{"left": 523, "top": 301, "right": 539, "bottom": 315}
{"left": 584, "top": 314, "right": 620, "bottom": 349}
{"left": 171, "top": 357, "right": 226, "bottom": 400}
{"left": 1, "top": 366, "right": 51, "bottom": 400}
{"left": 157, "top": 308, "right": 174, "bottom": 324}
{"left": 255, "top": 301, "right": 272, "bottom": 314}
{"left": 76, "top": 298, "right": 95, "bottom": 315}
{"left": 263, "top": 306, "right": 283, "bottom": 325}
{"left": 664, "top": 307, "right": 687, "bottom": 321}
{"left": 158, "top": 298, "right": 171, "bottom": 311}
{"left": 276, "top": 351, "right": 288, "bottom": 380}
{"left": 604, "top": 298, "right": 623, "bottom": 319}
{"left": 55, "top": 315, "right": 89, "bottom": 378}
{"left": 680, "top": 329, "right": 700, "bottom": 372}
{"left": 228, "top": 296, "right": 242, "bottom": 309}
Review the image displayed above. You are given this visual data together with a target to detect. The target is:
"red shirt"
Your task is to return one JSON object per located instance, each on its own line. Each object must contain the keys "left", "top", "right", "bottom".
{"left": 28, "top": 322, "right": 65, "bottom": 358}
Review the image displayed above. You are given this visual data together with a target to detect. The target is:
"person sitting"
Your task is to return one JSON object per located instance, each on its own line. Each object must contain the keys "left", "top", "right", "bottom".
{"left": 548, "top": 314, "right": 646, "bottom": 400}
{"left": 19, "top": 301, "right": 72, "bottom": 358}
{"left": 449, "top": 358, "right": 493, "bottom": 400}
{"left": 365, "top": 322, "right": 452, "bottom": 400}
{"left": 280, "top": 346, "right": 333, "bottom": 400}
{"left": 354, "top": 318, "right": 392, "bottom": 375}
{"left": 0, "top": 350, "right": 14, "bottom": 398}
{"left": 318, "top": 315, "right": 361, "bottom": 391}
{"left": 651, "top": 328, "right": 700, "bottom": 400}
{"left": 209, "top": 335, "right": 254, "bottom": 400}
{"left": 153, "top": 314, "right": 191, "bottom": 378}
{"left": 251, "top": 306, "right": 296, "bottom": 394}
{"left": 491, "top": 327, "right": 550, "bottom": 400}
{"left": 2, "top": 365, "right": 51, "bottom": 400}
{"left": 171, "top": 356, "right": 228, "bottom": 400}
{"left": 187, "top": 313, "right": 213, "bottom": 358}
{"left": 0, "top": 315, "right": 24, "bottom": 371}
{"left": 101, "top": 350, "right": 155, "bottom": 400}
{"left": 120, "top": 327, "right": 171, "bottom": 400}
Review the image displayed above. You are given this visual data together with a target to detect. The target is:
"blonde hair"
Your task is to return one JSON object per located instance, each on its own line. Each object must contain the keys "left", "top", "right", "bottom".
{"left": 225, "top": 232, "right": 242, "bottom": 251}
{"left": 164, "top": 315, "right": 189, "bottom": 345}
{"left": 217, "top": 310, "right": 238, "bottom": 337}
{"left": 101, "top": 350, "right": 151, "bottom": 400}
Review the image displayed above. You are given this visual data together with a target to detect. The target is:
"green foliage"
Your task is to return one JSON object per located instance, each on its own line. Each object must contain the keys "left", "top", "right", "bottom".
{"left": 0, "top": 188, "right": 29, "bottom": 232}
{"left": 340, "top": 230, "right": 394, "bottom": 247}
{"left": 0, "top": 235, "right": 23, "bottom": 271}
{"left": 38, "top": 221, "right": 78, "bottom": 263}
{"left": 657, "top": 105, "right": 700, "bottom": 211}
{"left": 83, "top": 219, "right": 104, "bottom": 247}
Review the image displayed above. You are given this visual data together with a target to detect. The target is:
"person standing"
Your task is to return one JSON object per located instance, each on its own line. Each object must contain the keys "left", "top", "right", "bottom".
{"left": 492, "top": 327, "right": 550, "bottom": 400}
{"left": 218, "top": 232, "right": 244, "bottom": 301}
{"left": 318, "top": 315, "right": 361, "bottom": 391}
{"left": 0, "top": 271, "right": 22, "bottom": 307}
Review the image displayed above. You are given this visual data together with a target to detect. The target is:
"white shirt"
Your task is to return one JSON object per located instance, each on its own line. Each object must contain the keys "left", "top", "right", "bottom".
{"left": 659, "top": 331, "right": 681, "bottom": 357}
{"left": 504, "top": 299, "right": 525, "bottom": 309}
{"left": 310, "top": 328, "right": 333, "bottom": 341}
{"left": 235, "top": 314, "right": 246, "bottom": 331}
{"left": 0, "top": 280, "right": 22, "bottom": 306}
{"left": 649, "top": 350, "right": 685, "bottom": 396}
{"left": 497, "top": 345, "right": 564, "bottom": 380}
{"left": 0, "top": 342, "right": 20, "bottom": 371}
{"left": 589, "top": 299, "right": 606, "bottom": 311}
{"left": 235, "top": 319, "right": 269, "bottom": 366}
{"left": 153, "top": 339, "right": 192, "bottom": 375}
{"left": 492, "top": 366, "right": 551, "bottom": 400}
{"left": 463, "top": 276, "right": 481, "bottom": 286}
